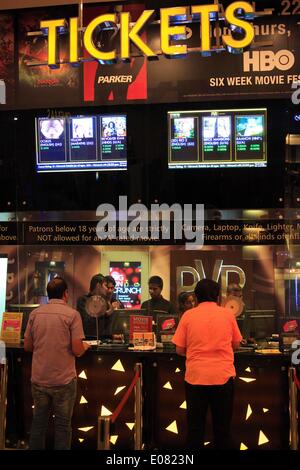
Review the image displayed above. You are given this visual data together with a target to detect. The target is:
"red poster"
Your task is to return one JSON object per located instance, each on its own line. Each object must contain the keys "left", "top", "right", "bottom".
{"left": 83, "top": 3, "right": 147, "bottom": 104}
{"left": 0, "top": 14, "right": 15, "bottom": 106}
{"left": 18, "top": 7, "right": 80, "bottom": 107}
{"left": 129, "top": 314, "right": 152, "bottom": 340}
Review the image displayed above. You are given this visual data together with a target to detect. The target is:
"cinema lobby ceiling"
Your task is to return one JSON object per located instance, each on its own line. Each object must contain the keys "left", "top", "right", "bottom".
{"left": 0, "top": 0, "right": 117, "bottom": 10}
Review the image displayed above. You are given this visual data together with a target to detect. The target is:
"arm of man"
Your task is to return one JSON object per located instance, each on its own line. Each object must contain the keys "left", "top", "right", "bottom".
{"left": 24, "top": 314, "right": 34, "bottom": 352}
{"left": 71, "top": 311, "right": 91, "bottom": 357}
{"left": 231, "top": 314, "right": 243, "bottom": 350}
{"left": 176, "top": 346, "right": 186, "bottom": 356}
{"left": 24, "top": 335, "right": 34, "bottom": 352}
{"left": 172, "top": 316, "right": 187, "bottom": 357}
{"left": 71, "top": 338, "right": 90, "bottom": 357}
{"left": 232, "top": 341, "right": 241, "bottom": 350}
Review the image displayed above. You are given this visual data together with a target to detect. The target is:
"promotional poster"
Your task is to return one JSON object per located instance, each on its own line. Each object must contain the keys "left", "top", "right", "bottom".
{"left": 18, "top": 7, "right": 81, "bottom": 107}
{"left": 0, "top": 14, "right": 15, "bottom": 107}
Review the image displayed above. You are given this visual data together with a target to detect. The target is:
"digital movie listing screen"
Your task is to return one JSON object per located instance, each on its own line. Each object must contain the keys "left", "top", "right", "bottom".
{"left": 37, "top": 118, "right": 67, "bottom": 164}
{"left": 169, "top": 117, "right": 198, "bottom": 163}
{"left": 235, "top": 115, "right": 265, "bottom": 162}
{"left": 100, "top": 116, "right": 127, "bottom": 161}
{"left": 69, "top": 116, "right": 97, "bottom": 162}
{"left": 202, "top": 115, "right": 231, "bottom": 162}
{"left": 168, "top": 109, "right": 267, "bottom": 169}
{"left": 36, "top": 115, "right": 127, "bottom": 173}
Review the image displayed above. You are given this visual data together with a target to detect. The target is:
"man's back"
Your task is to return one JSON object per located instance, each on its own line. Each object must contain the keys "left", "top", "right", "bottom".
{"left": 25, "top": 299, "right": 84, "bottom": 387}
{"left": 173, "top": 302, "right": 242, "bottom": 385}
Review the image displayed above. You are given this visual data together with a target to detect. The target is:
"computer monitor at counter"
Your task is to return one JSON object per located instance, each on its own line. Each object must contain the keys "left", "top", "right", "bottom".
{"left": 238, "top": 310, "right": 277, "bottom": 340}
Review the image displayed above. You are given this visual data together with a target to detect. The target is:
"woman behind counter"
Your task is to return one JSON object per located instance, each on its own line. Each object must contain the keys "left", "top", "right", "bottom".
{"left": 178, "top": 291, "right": 196, "bottom": 318}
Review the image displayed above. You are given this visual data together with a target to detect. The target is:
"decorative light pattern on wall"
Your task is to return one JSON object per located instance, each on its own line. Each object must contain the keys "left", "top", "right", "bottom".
{"left": 245, "top": 404, "right": 252, "bottom": 420}
{"left": 166, "top": 420, "right": 178, "bottom": 434}
{"left": 110, "top": 435, "right": 118, "bottom": 445}
{"left": 111, "top": 359, "right": 125, "bottom": 372}
{"left": 163, "top": 381, "right": 173, "bottom": 390}
{"left": 126, "top": 423, "right": 135, "bottom": 430}
{"left": 258, "top": 430, "right": 269, "bottom": 446}
{"left": 100, "top": 405, "right": 112, "bottom": 416}
{"left": 78, "top": 370, "right": 87, "bottom": 379}
{"left": 114, "top": 386, "right": 126, "bottom": 396}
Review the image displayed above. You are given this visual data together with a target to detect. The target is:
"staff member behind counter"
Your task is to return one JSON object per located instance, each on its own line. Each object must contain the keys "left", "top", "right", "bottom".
{"left": 76, "top": 274, "right": 123, "bottom": 339}
{"left": 141, "top": 275, "right": 176, "bottom": 316}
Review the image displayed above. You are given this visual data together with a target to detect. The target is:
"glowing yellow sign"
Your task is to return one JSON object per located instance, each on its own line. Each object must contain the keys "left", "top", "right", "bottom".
{"left": 40, "top": 2, "right": 255, "bottom": 67}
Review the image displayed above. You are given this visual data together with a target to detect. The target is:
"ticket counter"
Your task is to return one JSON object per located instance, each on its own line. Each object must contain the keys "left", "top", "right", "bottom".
{"left": 4, "top": 346, "right": 292, "bottom": 450}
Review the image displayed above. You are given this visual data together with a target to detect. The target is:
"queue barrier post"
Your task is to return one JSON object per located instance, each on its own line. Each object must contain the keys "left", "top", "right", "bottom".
{"left": 134, "top": 362, "right": 143, "bottom": 450}
{"left": 97, "top": 415, "right": 111, "bottom": 450}
{"left": 288, "top": 366, "right": 299, "bottom": 450}
{"left": 97, "top": 362, "right": 142, "bottom": 450}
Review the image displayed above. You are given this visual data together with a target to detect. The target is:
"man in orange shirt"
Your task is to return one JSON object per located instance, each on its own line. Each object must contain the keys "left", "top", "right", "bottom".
{"left": 172, "top": 279, "right": 242, "bottom": 449}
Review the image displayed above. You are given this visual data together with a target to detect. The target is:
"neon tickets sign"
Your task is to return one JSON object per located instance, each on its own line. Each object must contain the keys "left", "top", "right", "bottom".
{"left": 39, "top": 2, "right": 256, "bottom": 68}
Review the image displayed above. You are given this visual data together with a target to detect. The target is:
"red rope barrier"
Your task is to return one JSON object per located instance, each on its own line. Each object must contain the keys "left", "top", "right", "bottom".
{"left": 111, "top": 370, "right": 140, "bottom": 424}
{"left": 293, "top": 369, "right": 300, "bottom": 391}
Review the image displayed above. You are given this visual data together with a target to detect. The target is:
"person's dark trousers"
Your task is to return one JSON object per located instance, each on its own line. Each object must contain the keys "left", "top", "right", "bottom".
{"left": 185, "top": 378, "right": 234, "bottom": 450}
{"left": 29, "top": 378, "right": 77, "bottom": 450}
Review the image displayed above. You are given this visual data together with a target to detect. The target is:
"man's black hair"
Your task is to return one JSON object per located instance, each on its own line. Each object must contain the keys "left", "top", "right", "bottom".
{"left": 103, "top": 275, "right": 116, "bottom": 286}
{"left": 178, "top": 291, "right": 192, "bottom": 306}
{"left": 194, "top": 279, "right": 220, "bottom": 303}
{"left": 47, "top": 277, "right": 68, "bottom": 300}
{"left": 148, "top": 275, "right": 163, "bottom": 289}
{"left": 89, "top": 273, "right": 104, "bottom": 292}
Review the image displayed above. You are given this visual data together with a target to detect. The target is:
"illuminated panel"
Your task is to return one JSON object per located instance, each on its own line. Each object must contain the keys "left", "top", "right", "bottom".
{"left": 245, "top": 404, "right": 252, "bottom": 420}
{"left": 163, "top": 381, "right": 173, "bottom": 390}
{"left": 110, "top": 435, "right": 118, "bottom": 445}
{"left": 78, "top": 370, "right": 87, "bottom": 379}
{"left": 258, "top": 430, "right": 269, "bottom": 446}
{"left": 126, "top": 423, "right": 135, "bottom": 430}
{"left": 78, "top": 427, "right": 94, "bottom": 432}
{"left": 79, "top": 395, "right": 88, "bottom": 404}
{"left": 239, "top": 377, "right": 256, "bottom": 383}
{"left": 100, "top": 405, "right": 112, "bottom": 417}
{"left": 114, "top": 386, "right": 126, "bottom": 396}
{"left": 165, "top": 420, "right": 178, "bottom": 434}
{"left": 111, "top": 359, "right": 125, "bottom": 372}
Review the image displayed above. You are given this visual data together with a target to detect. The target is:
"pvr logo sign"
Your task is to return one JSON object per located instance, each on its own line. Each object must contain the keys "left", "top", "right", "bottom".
{"left": 243, "top": 50, "right": 295, "bottom": 72}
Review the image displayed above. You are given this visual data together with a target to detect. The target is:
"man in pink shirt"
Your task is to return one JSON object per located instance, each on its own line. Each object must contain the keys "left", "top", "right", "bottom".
{"left": 24, "top": 277, "right": 90, "bottom": 450}
{"left": 172, "top": 279, "right": 242, "bottom": 449}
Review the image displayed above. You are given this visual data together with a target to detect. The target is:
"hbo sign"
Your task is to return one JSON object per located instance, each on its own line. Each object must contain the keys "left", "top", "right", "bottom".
{"left": 243, "top": 50, "right": 295, "bottom": 72}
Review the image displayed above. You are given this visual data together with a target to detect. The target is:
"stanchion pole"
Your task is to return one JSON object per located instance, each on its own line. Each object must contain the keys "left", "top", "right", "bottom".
{"left": 97, "top": 416, "right": 111, "bottom": 450}
{"left": 134, "top": 362, "right": 143, "bottom": 450}
{"left": 0, "top": 361, "right": 8, "bottom": 450}
{"left": 288, "top": 367, "right": 299, "bottom": 450}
